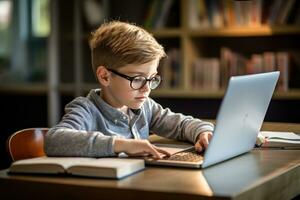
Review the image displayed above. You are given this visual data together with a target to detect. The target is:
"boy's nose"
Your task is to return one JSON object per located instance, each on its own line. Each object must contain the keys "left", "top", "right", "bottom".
{"left": 140, "top": 81, "right": 151, "bottom": 92}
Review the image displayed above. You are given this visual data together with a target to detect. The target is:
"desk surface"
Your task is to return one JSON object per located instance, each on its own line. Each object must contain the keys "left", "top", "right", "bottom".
{"left": 0, "top": 122, "right": 299, "bottom": 200}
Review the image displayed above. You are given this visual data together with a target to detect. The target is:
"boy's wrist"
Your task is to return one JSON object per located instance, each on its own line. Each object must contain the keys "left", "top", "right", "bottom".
{"left": 114, "top": 138, "right": 130, "bottom": 153}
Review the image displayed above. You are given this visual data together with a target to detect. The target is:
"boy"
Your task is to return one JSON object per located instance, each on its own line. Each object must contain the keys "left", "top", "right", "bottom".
{"left": 45, "top": 21, "right": 214, "bottom": 159}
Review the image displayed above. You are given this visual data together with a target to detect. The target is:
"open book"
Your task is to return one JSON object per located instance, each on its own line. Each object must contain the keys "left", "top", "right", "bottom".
{"left": 257, "top": 131, "right": 300, "bottom": 149}
{"left": 9, "top": 157, "right": 145, "bottom": 179}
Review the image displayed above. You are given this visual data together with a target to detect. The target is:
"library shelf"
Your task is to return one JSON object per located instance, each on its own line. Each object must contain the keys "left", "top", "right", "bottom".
{"left": 0, "top": 83, "right": 48, "bottom": 95}
{"left": 151, "top": 28, "right": 182, "bottom": 38}
{"left": 2, "top": 83, "right": 299, "bottom": 100}
{"left": 187, "top": 26, "right": 300, "bottom": 37}
{"left": 150, "top": 89, "right": 300, "bottom": 100}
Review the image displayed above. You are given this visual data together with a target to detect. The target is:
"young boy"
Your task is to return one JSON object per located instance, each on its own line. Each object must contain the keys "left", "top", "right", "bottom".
{"left": 45, "top": 21, "right": 214, "bottom": 159}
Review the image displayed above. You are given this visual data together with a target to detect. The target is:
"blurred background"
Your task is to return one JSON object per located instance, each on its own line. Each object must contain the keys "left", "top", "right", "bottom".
{"left": 1, "top": 0, "right": 300, "bottom": 168}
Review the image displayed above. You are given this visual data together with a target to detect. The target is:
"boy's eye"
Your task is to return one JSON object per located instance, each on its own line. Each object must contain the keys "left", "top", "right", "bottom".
{"left": 131, "top": 76, "right": 146, "bottom": 89}
{"left": 132, "top": 76, "right": 145, "bottom": 83}
{"left": 152, "top": 76, "right": 160, "bottom": 82}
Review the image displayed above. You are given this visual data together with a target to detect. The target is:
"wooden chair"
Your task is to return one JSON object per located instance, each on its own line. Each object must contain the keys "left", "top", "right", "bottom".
{"left": 6, "top": 128, "right": 49, "bottom": 161}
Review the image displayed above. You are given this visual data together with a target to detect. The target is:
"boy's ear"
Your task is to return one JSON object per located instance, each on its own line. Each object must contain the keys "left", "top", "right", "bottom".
{"left": 96, "top": 66, "right": 111, "bottom": 87}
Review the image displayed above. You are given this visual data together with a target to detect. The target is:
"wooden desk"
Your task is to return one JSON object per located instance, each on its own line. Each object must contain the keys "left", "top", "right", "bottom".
{"left": 0, "top": 122, "right": 299, "bottom": 200}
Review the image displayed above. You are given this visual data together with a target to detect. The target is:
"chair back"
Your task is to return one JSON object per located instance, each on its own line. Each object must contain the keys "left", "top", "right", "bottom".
{"left": 6, "top": 128, "right": 49, "bottom": 161}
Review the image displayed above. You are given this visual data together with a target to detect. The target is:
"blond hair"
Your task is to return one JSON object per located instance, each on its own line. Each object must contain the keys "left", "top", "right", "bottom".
{"left": 89, "top": 21, "right": 166, "bottom": 73}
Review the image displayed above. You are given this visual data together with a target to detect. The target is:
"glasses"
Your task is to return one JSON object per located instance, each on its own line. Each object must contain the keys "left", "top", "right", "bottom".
{"left": 107, "top": 69, "right": 162, "bottom": 90}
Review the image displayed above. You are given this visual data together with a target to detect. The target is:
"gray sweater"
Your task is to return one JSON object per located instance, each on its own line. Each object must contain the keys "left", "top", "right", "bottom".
{"left": 44, "top": 89, "right": 214, "bottom": 157}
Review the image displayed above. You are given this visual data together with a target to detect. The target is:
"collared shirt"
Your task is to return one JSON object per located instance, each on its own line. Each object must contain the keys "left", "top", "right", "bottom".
{"left": 44, "top": 89, "right": 214, "bottom": 157}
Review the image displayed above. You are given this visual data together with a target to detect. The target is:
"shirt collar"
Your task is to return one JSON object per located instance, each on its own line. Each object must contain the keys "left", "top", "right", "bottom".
{"left": 87, "top": 89, "right": 141, "bottom": 122}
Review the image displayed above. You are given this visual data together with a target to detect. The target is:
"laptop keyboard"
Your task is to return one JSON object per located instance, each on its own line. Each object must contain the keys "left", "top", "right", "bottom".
{"left": 163, "top": 149, "right": 204, "bottom": 162}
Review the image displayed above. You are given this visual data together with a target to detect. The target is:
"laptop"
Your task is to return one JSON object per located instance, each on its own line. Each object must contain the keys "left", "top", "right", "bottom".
{"left": 145, "top": 71, "right": 280, "bottom": 168}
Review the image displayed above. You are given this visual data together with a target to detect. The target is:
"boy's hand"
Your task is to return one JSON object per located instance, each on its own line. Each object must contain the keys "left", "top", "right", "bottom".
{"left": 114, "top": 138, "right": 171, "bottom": 159}
{"left": 195, "top": 131, "right": 213, "bottom": 152}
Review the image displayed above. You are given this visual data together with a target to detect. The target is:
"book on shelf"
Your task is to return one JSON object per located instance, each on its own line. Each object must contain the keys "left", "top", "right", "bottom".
{"left": 217, "top": 47, "right": 291, "bottom": 90}
{"left": 193, "top": 48, "right": 295, "bottom": 91}
{"left": 267, "top": 0, "right": 284, "bottom": 25}
{"left": 263, "top": 52, "right": 276, "bottom": 72}
{"left": 289, "top": 51, "right": 300, "bottom": 88}
{"left": 159, "top": 48, "right": 181, "bottom": 89}
{"left": 192, "top": 57, "right": 220, "bottom": 90}
{"left": 188, "top": 0, "right": 300, "bottom": 28}
{"left": 9, "top": 157, "right": 145, "bottom": 179}
{"left": 256, "top": 131, "right": 300, "bottom": 149}
{"left": 234, "top": 0, "right": 253, "bottom": 27}
{"left": 188, "top": 0, "right": 210, "bottom": 29}
{"left": 276, "top": 52, "right": 289, "bottom": 91}
{"left": 153, "top": 0, "right": 174, "bottom": 29}
{"left": 276, "top": 0, "right": 296, "bottom": 25}
{"left": 144, "top": 0, "right": 161, "bottom": 29}
{"left": 144, "top": 0, "right": 174, "bottom": 29}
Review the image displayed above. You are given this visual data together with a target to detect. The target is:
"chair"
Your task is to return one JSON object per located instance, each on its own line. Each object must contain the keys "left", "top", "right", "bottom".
{"left": 6, "top": 128, "right": 49, "bottom": 161}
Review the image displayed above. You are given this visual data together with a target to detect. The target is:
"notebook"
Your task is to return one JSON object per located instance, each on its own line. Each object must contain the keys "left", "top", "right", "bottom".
{"left": 145, "top": 71, "right": 280, "bottom": 168}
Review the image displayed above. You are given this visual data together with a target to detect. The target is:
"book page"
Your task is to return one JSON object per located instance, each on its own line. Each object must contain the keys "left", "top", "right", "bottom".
{"left": 264, "top": 139, "right": 300, "bottom": 144}
{"left": 10, "top": 157, "right": 145, "bottom": 179}
{"left": 260, "top": 131, "right": 300, "bottom": 141}
{"left": 30, "top": 157, "right": 100, "bottom": 169}
{"left": 10, "top": 157, "right": 99, "bottom": 174}
{"left": 259, "top": 131, "right": 300, "bottom": 148}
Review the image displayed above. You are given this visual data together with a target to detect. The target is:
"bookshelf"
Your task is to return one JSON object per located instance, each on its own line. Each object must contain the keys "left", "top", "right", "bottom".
{"left": 151, "top": 88, "right": 300, "bottom": 100}
{"left": 149, "top": 0, "right": 300, "bottom": 97}
{"left": 187, "top": 25, "right": 300, "bottom": 37}
{"left": 1, "top": 82, "right": 300, "bottom": 100}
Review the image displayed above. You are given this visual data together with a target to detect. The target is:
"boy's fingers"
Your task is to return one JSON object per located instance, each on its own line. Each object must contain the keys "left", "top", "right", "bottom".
{"left": 195, "top": 141, "right": 203, "bottom": 152}
{"left": 154, "top": 146, "right": 171, "bottom": 157}
{"left": 202, "top": 136, "right": 209, "bottom": 148}
{"left": 145, "top": 144, "right": 163, "bottom": 159}
{"left": 199, "top": 132, "right": 213, "bottom": 149}
{"left": 208, "top": 133, "right": 213, "bottom": 140}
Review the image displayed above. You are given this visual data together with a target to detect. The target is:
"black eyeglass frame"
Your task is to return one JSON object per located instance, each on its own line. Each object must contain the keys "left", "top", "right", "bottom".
{"left": 107, "top": 68, "right": 162, "bottom": 90}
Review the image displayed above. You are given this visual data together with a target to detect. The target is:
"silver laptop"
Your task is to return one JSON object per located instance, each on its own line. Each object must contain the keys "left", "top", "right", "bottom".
{"left": 145, "top": 71, "right": 280, "bottom": 168}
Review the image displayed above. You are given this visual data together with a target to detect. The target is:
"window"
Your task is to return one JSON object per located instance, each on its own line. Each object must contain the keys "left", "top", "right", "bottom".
{"left": 0, "top": 0, "right": 12, "bottom": 60}
{"left": 0, "top": 0, "right": 50, "bottom": 83}
{"left": 31, "top": 0, "right": 50, "bottom": 37}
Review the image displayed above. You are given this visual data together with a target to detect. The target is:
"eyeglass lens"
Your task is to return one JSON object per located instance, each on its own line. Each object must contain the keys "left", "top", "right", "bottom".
{"left": 131, "top": 76, "right": 161, "bottom": 90}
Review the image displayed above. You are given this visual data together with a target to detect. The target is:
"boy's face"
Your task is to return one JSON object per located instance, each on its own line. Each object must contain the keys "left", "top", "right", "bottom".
{"left": 103, "top": 58, "right": 159, "bottom": 110}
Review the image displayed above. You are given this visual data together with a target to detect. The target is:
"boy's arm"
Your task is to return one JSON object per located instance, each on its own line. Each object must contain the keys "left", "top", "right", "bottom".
{"left": 148, "top": 98, "right": 214, "bottom": 144}
{"left": 44, "top": 98, "right": 116, "bottom": 157}
{"left": 45, "top": 97, "right": 171, "bottom": 158}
